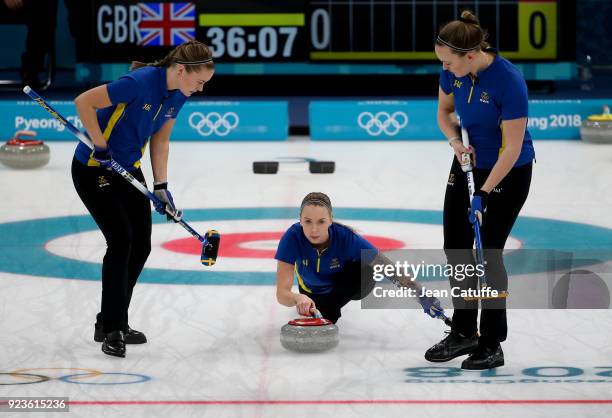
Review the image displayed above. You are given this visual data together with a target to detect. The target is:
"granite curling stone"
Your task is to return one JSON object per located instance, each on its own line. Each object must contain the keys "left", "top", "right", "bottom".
{"left": 280, "top": 317, "right": 339, "bottom": 352}
{"left": 0, "top": 131, "right": 50, "bottom": 169}
{"left": 580, "top": 105, "right": 612, "bottom": 144}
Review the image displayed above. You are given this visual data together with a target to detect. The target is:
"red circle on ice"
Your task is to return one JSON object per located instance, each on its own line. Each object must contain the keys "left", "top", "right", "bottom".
{"left": 162, "top": 232, "right": 405, "bottom": 258}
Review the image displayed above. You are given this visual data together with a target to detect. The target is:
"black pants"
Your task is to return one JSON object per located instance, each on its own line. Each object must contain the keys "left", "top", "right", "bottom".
{"left": 444, "top": 158, "right": 532, "bottom": 346}
{"left": 299, "top": 262, "right": 375, "bottom": 323}
{"left": 72, "top": 158, "right": 152, "bottom": 333}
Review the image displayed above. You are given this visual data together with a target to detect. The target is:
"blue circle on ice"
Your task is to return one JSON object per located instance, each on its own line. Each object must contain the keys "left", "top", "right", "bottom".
{"left": 0, "top": 207, "right": 610, "bottom": 285}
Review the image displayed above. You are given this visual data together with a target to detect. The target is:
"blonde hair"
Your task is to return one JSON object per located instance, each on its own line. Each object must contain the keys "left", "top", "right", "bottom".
{"left": 436, "top": 10, "right": 490, "bottom": 56}
{"left": 130, "top": 40, "right": 214, "bottom": 72}
{"left": 300, "top": 192, "right": 332, "bottom": 217}
{"left": 299, "top": 192, "right": 358, "bottom": 232}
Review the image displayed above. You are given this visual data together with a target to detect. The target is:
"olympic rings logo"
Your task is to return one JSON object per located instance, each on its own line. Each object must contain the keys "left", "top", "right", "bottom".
{"left": 188, "top": 112, "right": 239, "bottom": 137}
{"left": 357, "top": 111, "right": 408, "bottom": 136}
{"left": 0, "top": 368, "right": 151, "bottom": 385}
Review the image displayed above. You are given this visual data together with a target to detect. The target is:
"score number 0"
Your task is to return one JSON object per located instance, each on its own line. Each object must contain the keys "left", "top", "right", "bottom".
{"left": 309, "top": 7, "right": 554, "bottom": 56}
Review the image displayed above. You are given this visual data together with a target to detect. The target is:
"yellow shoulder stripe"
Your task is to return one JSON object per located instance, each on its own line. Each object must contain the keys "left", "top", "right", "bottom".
{"left": 295, "top": 262, "right": 312, "bottom": 293}
{"left": 87, "top": 103, "right": 127, "bottom": 167}
{"left": 498, "top": 122, "right": 506, "bottom": 157}
{"left": 133, "top": 141, "right": 148, "bottom": 169}
{"left": 103, "top": 103, "right": 127, "bottom": 140}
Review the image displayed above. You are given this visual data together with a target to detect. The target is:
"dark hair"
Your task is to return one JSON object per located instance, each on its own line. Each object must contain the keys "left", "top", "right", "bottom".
{"left": 130, "top": 40, "right": 214, "bottom": 72}
{"left": 300, "top": 192, "right": 332, "bottom": 217}
{"left": 436, "top": 10, "right": 489, "bottom": 56}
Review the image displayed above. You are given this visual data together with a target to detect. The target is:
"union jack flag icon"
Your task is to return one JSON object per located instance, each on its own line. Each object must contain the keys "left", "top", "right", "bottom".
{"left": 138, "top": 3, "right": 195, "bottom": 47}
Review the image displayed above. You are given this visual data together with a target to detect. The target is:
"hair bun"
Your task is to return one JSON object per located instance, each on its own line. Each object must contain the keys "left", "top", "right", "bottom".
{"left": 459, "top": 10, "right": 480, "bottom": 25}
{"left": 458, "top": 16, "right": 478, "bottom": 25}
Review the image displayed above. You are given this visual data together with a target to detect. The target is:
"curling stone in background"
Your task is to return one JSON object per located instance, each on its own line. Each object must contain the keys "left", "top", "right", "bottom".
{"left": 253, "top": 161, "right": 279, "bottom": 174}
{"left": 308, "top": 161, "right": 335, "bottom": 174}
{"left": 253, "top": 160, "right": 335, "bottom": 174}
{"left": 280, "top": 315, "right": 339, "bottom": 353}
{"left": 0, "top": 130, "right": 50, "bottom": 169}
{"left": 580, "top": 105, "right": 612, "bottom": 144}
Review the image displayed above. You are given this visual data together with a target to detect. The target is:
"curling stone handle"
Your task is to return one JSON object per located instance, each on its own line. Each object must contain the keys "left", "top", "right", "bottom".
{"left": 14, "top": 130, "right": 37, "bottom": 140}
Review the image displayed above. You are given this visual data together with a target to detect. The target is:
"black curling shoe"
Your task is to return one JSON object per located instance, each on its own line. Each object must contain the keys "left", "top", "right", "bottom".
{"left": 461, "top": 344, "right": 504, "bottom": 370}
{"left": 424, "top": 330, "right": 479, "bottom": 362}
{"left": 101, "top": 330, "right": 126, "bottom": 358}
{"left": 95, "top": 323, "right": 147, "bottom": 344}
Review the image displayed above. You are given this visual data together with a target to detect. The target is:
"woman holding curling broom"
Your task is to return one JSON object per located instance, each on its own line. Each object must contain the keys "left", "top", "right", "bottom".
{"left": 72, "top": 41, "right": 214, "bottom": 358}
{"left": 425, "top": 11, "right": 534, "bottom": 370}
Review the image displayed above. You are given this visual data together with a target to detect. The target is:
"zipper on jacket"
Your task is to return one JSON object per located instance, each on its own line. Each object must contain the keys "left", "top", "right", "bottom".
{"left": 316, "top": 247, "right": 327, "bottom": 273}
{"left": 153, "top": 96, "right": 168, "bottom": 121}
{"left": 467, "top": 75, "right": 476, "bottom": 104}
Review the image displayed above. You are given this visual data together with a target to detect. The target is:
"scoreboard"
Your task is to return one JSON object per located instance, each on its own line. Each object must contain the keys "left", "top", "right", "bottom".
{"left": 305, "top": 0, "right": 557, "bottom": 60}
{"left": 79, "top": 0, "right": 566, "bottom": 63}
{"left": 198, "top": 1, "right": 307, "bottom": 61}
